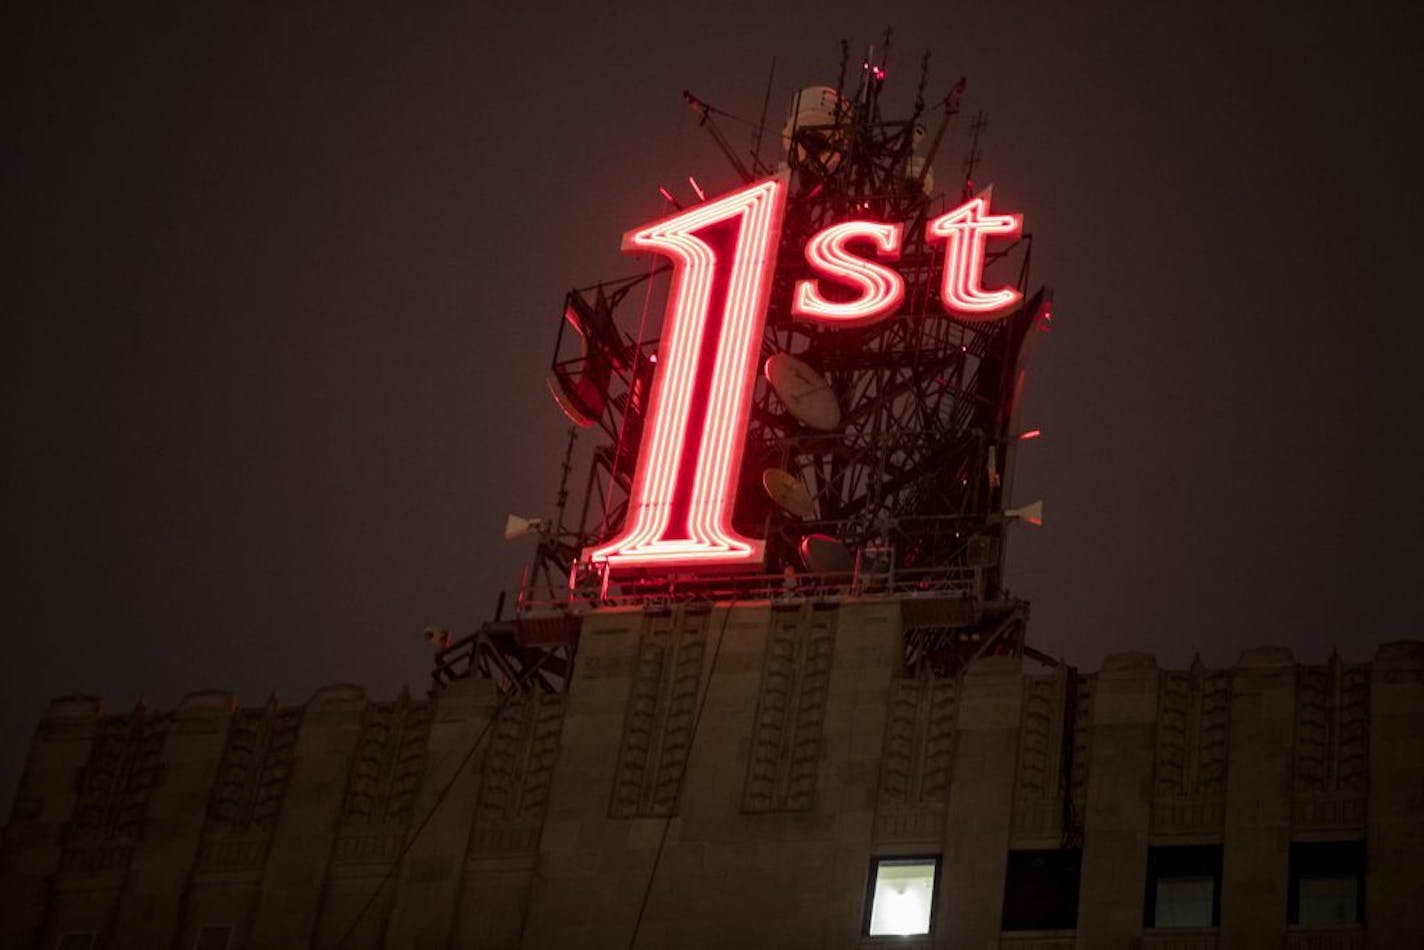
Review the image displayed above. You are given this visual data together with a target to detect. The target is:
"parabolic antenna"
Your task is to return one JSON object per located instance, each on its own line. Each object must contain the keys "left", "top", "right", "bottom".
{"left": 765, "top": 353, "right": 840, "bottom": 431}
{"left": 798, "top": 533, "right": 855, "bottom": 575}
{"left": 546, "top": 370, "right": 599, "bottom": 428}
{"left": 761, "top": 468, "right": 815, "bottom": 519}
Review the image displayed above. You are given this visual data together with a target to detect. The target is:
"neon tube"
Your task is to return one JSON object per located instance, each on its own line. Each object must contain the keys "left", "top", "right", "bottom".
{"left": 791, "top": 220, "right": 904, "bottom": 326}
{"left": 585, "top": 174, "right": 787, "bottom": 569}
{"left": 927, "top": 195, "right": 1022, "bottom": 317}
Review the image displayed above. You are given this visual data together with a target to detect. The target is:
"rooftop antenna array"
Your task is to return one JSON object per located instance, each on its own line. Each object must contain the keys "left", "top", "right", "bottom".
{"left": 434, "top": 42, "right": 1055, "bottom": 694}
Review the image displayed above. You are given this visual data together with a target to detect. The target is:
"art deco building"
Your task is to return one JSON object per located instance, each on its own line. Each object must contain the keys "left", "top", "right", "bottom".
{"left": 9, "top": 54, "right": 1421, "bottom": 950}
{"left": 2, "top": 603, "right": 1421, "bottom": 948}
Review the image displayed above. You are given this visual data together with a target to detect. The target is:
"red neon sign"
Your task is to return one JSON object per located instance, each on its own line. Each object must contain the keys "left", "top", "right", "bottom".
{"left": 585, "top": 174, "right": 787, "bottom": 569}
{"left": 927, "top": 195, "right": 1022, "bottom": 317}
{"left": 583, "top": 185, "right": 1023, "bottom": 572}
{"left": 792, "top": 220, "right": 905, "bottom": 326}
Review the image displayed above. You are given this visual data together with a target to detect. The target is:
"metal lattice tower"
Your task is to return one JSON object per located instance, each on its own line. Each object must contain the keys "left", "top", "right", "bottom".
{"left": 433, "top": 47, "right": 1054, "bottom": 693}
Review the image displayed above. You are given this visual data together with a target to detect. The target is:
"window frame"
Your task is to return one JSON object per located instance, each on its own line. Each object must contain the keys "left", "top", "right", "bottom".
{"left": 1000, "top": 847, "right": 1083, "bottom": 932}
{"left": 862, "top": 854, "right": 942, "bottom": 938}
{"left": 1143, "top": 844, "right": 1223, "bottom": 929}
{"left": 1288, "top": 840, "right": 1365, "bottom": 926}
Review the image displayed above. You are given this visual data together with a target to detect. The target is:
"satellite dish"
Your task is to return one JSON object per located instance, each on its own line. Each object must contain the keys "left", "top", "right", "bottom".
{"left": 546, "top": 370, "right": 601, "bottom": 428}
{"left": 547, "top": 289, "right": 631, "bottom": 428}
{"left": 782, "top": 87, "right": 844, "bottom": 170}
{"left": 799, "top": 533, "right": 855, "bottom": 574}
{"left": 762, "top": 468, "right": 815, "bottom": 519}
{"left": 765, "top": 353, "right": 840, "bottom": 431}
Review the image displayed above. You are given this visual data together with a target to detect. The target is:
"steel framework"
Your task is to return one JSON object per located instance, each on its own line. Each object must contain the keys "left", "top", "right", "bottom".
{"left": 438, "top": 46, "right": 1054, "bottom": 693}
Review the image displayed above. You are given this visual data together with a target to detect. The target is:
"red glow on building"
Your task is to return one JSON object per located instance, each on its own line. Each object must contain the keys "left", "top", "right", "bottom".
{"left": 585, "top": 175, "right": 788, "bottom": 570}
{"left": 927, "top": 195, "right": 1023, "bottom": 317}
{"left": 791, "top": 221, "right": 905, "bottom": 327}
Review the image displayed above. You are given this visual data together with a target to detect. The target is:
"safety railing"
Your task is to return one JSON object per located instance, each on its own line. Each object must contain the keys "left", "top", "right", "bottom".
{"left": 513, "top": 562, "right": 982, "bottom": 616}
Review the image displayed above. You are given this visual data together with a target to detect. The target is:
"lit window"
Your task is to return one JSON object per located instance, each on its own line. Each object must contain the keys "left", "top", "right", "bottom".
{"left": 1144, "top": 845, "right": 1221, "bottom": 928}
{"left": 865, "top": 857, "right": 939, "bottom": 936}
{"left": 1290, "top": 841, "right": 1364, "bottom": 926}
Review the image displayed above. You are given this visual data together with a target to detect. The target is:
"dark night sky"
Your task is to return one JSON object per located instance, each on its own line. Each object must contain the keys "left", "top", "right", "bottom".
{"left": 3, "top": 3, "right": 1420, "bottom": 814}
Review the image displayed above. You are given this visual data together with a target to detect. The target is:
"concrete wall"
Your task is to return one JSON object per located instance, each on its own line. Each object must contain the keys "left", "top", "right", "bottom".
{"left": 2, "top": 606, "right": 1420, "bottom": 949}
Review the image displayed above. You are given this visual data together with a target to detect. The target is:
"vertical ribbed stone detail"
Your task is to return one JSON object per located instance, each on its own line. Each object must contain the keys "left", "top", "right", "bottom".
{"left": 741, "top": 604, "right": 836, "bottom": 813}
{"left": 609, "top": 607, "right": 710, "bottom": 818}
{"left": 206, "top": 701, "right": 301, "bottom": 834}
{"left": 197, "top": 698, "right": 301, "bottom": 870}
{"left": 62, "top": 707, "right": 172, "bottom": 874}
{"left": 873, "top": 676, "right": 957, "bottom": 839}
{"left": 471, "top": 692, "right": 566, "bottom": 852}
{"left": 1153, "top": 658, "right": 1230, "bottom": 836}
{"left": 1011, "top": 669, "right": 1093, "bottom": 844}
{"left": 1293, "top": 653, "right": 1369, "bottom": 831}
{"left": 332, "top": 689, "right": 431, "bottom": 864}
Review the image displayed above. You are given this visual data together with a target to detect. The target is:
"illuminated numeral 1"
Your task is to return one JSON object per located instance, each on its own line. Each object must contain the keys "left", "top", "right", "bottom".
{"left": 927, "top": 195, "right": 1023, "bottom": 317}
{"left": 586, "top": 174, "right": 787, "bottom": 569}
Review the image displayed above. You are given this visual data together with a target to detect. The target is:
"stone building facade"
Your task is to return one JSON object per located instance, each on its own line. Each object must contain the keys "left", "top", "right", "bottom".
{"left": 2, "top": 600, "right": 1421, "bottom": 948}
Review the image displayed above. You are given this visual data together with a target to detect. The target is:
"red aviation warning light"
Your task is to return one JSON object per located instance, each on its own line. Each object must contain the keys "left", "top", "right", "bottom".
{"left": 585, "top": 174, "right": 788, "bottom": 569}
